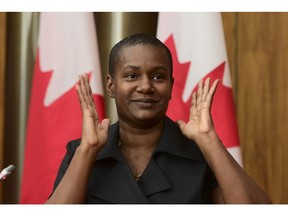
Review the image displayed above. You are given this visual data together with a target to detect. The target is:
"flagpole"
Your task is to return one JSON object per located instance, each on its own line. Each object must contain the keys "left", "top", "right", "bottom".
{"left": 0, "top": 12, "right": 7, "bottom": 204}
{"left": 2, "top": 12, "right": 38, "bottom": 204}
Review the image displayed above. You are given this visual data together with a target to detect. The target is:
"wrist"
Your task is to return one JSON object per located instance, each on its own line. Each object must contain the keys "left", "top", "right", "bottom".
{"left": 194, "top": 130, "right": 221, "bottom": 149}
{"left": 76, "top": 143, "right": 101, "bottom": 164}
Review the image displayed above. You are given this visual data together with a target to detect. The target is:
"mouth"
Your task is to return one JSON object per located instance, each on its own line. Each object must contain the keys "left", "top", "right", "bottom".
{"left": 131, "top": 98, "right": 160, "bottom": 108}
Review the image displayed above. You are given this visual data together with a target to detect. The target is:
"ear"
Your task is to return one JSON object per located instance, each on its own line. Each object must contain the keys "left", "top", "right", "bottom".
{"left": 106, "top": 74, "right": 115, "bottom": 98}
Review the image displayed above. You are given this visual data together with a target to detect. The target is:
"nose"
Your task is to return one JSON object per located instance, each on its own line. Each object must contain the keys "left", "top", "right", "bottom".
{"left": 136, "top": 76, "right": 155, "bottom": 94}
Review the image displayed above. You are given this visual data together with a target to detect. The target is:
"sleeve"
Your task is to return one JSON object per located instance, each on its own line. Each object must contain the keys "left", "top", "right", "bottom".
{"left": 50, "top": 139, "right": 81, "bottom": 195}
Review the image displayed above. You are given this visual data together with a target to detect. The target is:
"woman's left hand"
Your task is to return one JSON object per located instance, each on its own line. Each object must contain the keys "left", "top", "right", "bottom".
{"left": 177, "top": 78, "right": 219, "bottom": 143}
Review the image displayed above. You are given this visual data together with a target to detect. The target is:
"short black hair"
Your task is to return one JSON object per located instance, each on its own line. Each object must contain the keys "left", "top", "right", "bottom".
{"left": 108, "top": 33, "right": 173, "bottom": 78}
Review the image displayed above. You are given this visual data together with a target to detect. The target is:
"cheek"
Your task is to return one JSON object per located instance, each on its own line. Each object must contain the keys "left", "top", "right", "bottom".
{"left": 116, "top": 83, "right": 137, "bottom": 95}
{"left": 159, "top": 85, "right": 172, "bottom": 98}
{"left": 113, "top": 85, "right": 134, "bottom": 103}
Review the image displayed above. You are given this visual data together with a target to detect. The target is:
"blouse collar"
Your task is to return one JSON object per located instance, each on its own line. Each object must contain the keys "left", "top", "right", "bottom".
{"left": 96, "top": 116, "right": 204, "bottom": 162}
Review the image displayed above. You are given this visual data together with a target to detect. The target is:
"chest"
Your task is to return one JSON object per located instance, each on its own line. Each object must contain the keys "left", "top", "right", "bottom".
{"left": 86, "top": 154, "right": 215, "bottom": 204}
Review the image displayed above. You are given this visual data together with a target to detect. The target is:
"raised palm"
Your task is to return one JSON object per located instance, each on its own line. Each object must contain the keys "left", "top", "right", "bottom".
{"left": 76, "top": 73, "right": 110, "bottom": 150}
{"left": 177, "top": 78, "right": 219, "bottom": 141}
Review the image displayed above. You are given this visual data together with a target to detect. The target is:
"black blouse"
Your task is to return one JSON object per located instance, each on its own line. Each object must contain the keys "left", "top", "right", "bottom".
{"left": 52, "top": 116, "right": 218, "bottom": 203}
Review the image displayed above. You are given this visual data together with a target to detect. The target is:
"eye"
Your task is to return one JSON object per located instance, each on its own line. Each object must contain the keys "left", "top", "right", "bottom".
{"left": 153, "top": 73, "right": 165, "bottom": 80}
{"left": 125, "top": 73, "right": 138, "bottom": 79}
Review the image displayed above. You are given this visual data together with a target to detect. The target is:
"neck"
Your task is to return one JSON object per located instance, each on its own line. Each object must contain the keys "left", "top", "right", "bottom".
{"left": 118, "top": 118, "right": 164, "bottom": 150}
{"left": 118, "top": 118, "right": 165, "bottom": 181}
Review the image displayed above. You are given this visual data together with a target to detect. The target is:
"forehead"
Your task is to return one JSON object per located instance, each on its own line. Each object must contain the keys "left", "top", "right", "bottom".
{"left": 118, "top": 44, "right": 170, "bottom": 66}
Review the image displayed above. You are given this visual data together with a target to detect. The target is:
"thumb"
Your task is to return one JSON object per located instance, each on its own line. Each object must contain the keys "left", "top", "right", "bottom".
{"left": 100, "top": 118, "right": 111, "bottom": 131}
{"left": 176, "top": 120, "right": 186, "bottom": 132}
{"left": 97, "top": 118, "right": 111, "bottom": 144}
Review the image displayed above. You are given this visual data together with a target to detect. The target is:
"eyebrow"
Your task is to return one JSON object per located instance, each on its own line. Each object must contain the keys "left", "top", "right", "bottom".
{"left": 123, "top": 65, "right": 168, "bottom": 71}
{"left": 123, "top": 65, "right": 140, "bottom": 71}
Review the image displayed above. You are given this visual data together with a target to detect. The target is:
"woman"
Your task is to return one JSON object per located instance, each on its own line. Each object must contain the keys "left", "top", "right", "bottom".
{"left": 46, "top": 33, "right": 271, "bottom": 204}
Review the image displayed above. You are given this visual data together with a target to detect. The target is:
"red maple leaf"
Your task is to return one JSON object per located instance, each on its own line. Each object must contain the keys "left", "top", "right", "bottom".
{"left": 20, "top": 50, "right": 105, "bottom": 203}
{"left": 199, "top": 63, "right": 240, "bottom": 148}
{"left": 165, "top": 35, "right": 192, "bottom": 121}
{"left": 165, "top": 35, "right": 239, "bottom": 148}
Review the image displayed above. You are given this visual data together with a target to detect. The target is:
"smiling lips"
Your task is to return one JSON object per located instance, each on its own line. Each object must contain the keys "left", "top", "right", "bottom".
{"left": 131, "top": 98, "right": 160, "bottom": 108}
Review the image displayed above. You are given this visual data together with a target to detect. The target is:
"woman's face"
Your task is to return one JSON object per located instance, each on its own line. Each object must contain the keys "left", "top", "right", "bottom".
{"left": 107, "top": 44, "right": 174, "bottom": 127}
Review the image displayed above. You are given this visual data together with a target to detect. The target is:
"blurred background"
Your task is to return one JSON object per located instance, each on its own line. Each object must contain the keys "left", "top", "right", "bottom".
{"left": 0, "top": 12, "right": 288, "bottom": 204}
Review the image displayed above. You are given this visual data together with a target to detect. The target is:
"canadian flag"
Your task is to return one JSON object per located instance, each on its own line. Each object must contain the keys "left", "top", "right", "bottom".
{"left": 157, "top": 12, "right": 242, "bottom": 165}
{"left": 20, "top": 12, "right": 105, "bottom": 203}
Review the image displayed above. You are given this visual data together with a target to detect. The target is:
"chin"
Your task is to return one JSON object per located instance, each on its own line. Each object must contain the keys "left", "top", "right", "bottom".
{"left": 134, "top": 113, "right": 165, "bottom": 124}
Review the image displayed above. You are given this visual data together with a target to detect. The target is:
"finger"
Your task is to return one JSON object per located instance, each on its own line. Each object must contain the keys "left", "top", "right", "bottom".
{"left": 189, "top": 92, "right": 197, "bottom": 120}
{"left": 202, "top": 78, "right": 211, "bottom": 101}
{"left": 196, "top": 79, "right": 203, "bottom": 106}
{"left": 206, "top": 79, "right": 219, "bottom": 105}
{"left": 81, "top": 73, "right": 99, "bottom": 122}
{"left": 97, "top": 118, "right": 111, "bottom": 142}
{"left": 83, "top": 74, "right": 99, "bottom": 123}
{"left": 94, "top": 108, "right": 99, "bottom": 125}
{"left": 80, "top": 74, "right": 94, "bottom": 117}
{"left": 84, "top": 73, "right": 95, "bottom": 103}
{"left": 176, "top": 120, "right": 186, "bottom": 133}
{"left": 83, "top": 73, "right": 94, "bottom": 107}
{"left": 76, "top": 82, "right": 88, "bottom": 113}
{"left": 98, "top": 118, "right": 111, "bottom": 132}
{"left": 79, "top": 73, "right": 89, "bottom": 106}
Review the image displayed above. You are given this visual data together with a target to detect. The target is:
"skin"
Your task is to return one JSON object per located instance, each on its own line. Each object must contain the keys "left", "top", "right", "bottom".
{"left": 46, "top": 44, "right": 271, "bottom": 204}
{"left": 107, "top": 44, "right": 174, "bottom": 181}
{"left": 107, "top": 45, "right": 173, "bottom": 128}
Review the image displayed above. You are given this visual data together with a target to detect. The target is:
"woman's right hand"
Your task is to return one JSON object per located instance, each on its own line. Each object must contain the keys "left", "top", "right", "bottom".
{"left": 76, "top": 73, "right": 110, "bottom": 152}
